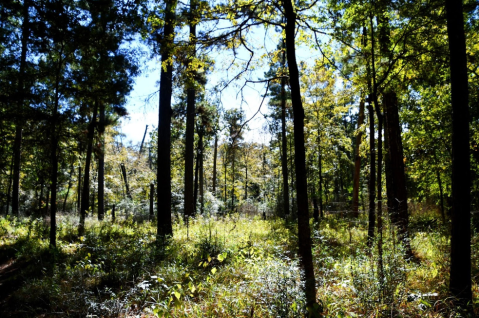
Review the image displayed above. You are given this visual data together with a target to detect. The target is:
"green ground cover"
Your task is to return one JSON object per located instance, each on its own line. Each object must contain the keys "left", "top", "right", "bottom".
{"left": 0, "top": 210, "right": 477, "bottom": 317}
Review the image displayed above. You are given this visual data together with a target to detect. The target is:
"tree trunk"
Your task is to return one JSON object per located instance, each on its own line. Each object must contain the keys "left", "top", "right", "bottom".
{"left": 111, "top": 204, "right": 116, "bottom": 222}
{"left": 63, "top": 161, "right": 75, "bottom": 212}
{"left": 351, "top": 99, "right": 365, "bottom": 217}
{"left": 280, "top": 44, "right": 290, "bottom": 216}
{"left": 383, "top": 113, "right": 395, "bottom": 222}
{"left": 50, "top": 56, "right": 62, "bottom": 248}
{"left": 157, "top": 0, "right": 176, "bottom": 239}
{"left": 445, "top": 0, "right": 472, "bottom": 305}
{"left": 5, "top": 156, "right": 14, "bottom": 215}
{"left": 231, "top": 148, "right": 235, "bottom": 211}
{"left": 212, "top": 133, "right": 218, "bottom": 195}
{"left": 224, "top": 150, "right": 227, "bottom": 205}
{"left": 283, "top": 1, "right": 318, "bottom": 310}
{"left": 244, "top": 151, "right": 248, "bottom": 201}
{"left": 98, "top": 102, "right": 105, "bottom": 220}
{"left": 200, "top": 139, "right": 204, "bottom": 214}
{"left": 384, "top": 91, "right": 412, "bottom": 257}
{"left": 139, "top": 125, "right": 148, "bottom": 155}
{"left": 194, "top": 149, "right": 199, "bottom": 214}
{"left": 79, "top": 102, "right": 98, "bottom": 235}
{"left": 120, "top": 163, "right": 132, "bottom": 200}
{"left": 319, "top": 144, "right": 324, "bottom": 219}
{"left": 150, "top": 183, "right": 154, "bottom": 220}
{"left": 45, "top": 187, "right": 50, "bottom": 218}
{"left": 184, "top": 0, "right": 197, "bottom": 219}
{"left": 367, "top": 104, "right": 376, "bottom": 247}
{"left": 77, "top": 162, "right": 82, "bottom": 213}
{"left": 12, "top": 0, "right": 29, "bottom": 217}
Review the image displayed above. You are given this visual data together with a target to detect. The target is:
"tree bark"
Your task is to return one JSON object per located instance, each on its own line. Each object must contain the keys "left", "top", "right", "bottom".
{"left": 280, "top": 44, "right": 290, "bottom": 216}
{"left": 50, "top": 54, "right": 62, "bottom": 248}
{"left": 283, "top": 0, "right": 318, "bottom": 310}
{"left": 98, "top": 102, "right": 105, "bottom": 220}
{"left": 63, "top": 161, "right": 75, "bottom": 212}
{"left": 157, "top": 0, "right": 176, "bottom": 238}
{"left": 200, "top": 137, "right": 204, "bottom": 214}
{"left": 383, "top": 92, "right": 412, "bottom": 257}
{"left": 351, "top": 99, "right": 365, "bottom": 217}
{"left": 212, "top": 133, "right": 218, "bottom": 195}
{"left": 139, "top": 125, "right": 148, "bottom": 155}
{"left": 12, "top": 0, "right": 30, "bottom": 216}
{"left": 367, "top": 104, "right": 376, "bottom": 248}
{"left": 194, "top": 149, "right": 199, "bottom": 214}
{"left": 79, "top": 102, "right": 98, "bottom": 236}
{"left": 77, "top": 162, "right": 82, "bottom": 213}
{"left": 445, "top": 0, "right": 472, "bottom": 305}
{"left": 150, "top": 183, "right": 154, "bottom": 220}
{"left": 184, "top": 0, "right": 197, "bottom": 219}
{"left": 5, "top": 156, "right": 14, "bottom": 215}
{"left": 120, "top": 163, "right": 132, "bottom": 200}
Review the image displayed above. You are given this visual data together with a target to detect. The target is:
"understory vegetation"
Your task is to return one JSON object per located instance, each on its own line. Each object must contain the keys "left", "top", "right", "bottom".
{"left": 0, "top": 207, "right": 476, "bottom": 317}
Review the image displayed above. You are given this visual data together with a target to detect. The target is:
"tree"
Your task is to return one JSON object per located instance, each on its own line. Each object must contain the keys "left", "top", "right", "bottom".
{"left": 445, "top": 0, "right": 472, "bottom": 306}
{"left": 282, "top": 0, "right": 318, "bottom": 312}
{"left": 155, "top": 0, "right": 177, "bottom": 239}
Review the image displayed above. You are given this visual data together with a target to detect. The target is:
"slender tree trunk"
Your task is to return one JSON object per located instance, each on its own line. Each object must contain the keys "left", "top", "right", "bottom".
{"left": 111, "top": 204, "right": 116, "bottom": 222}
{"left": 77, "top": 163, "right": 82, "bottom": 212}
{"left": 289, "top": 133, "right": 295, "bottom": 216}
{"left": 383, "top": 113, "right": 395, "bottom": 222}
{"left": 79, "top": 102, "right": 98, "bottom": 235}
{"left": 200, "top": 140, "right": 204, "bottom": 214}
{"left": 184, "top": 0, "right": 197, "bottom": 219}
{"left": 150, "top": 183, "right": 154, "bottom": 220}
{"left": 445, "top": 0, "right": 472, "bottom": 305}
{"left": 120, "top": 163, "right": 132, "bottom": 200}
{"left": 45, "top": 187, "right": 50, "bottom": 218}
{"left": 194, "top": 150, "right": 199, "bottom": 214}
{"left": 352, "top": 99, "right": 365, "bottom": 217}
{"left": 244, "top": 151, "right": 248, "bottom": 201}
{"left": 12, "top": 0, "right": 29, "bottom": 217}
{"left": 283, "top": 1, "right": 318, "bottom": 310}
{"left": 319, "top": 145, "right": 324, "bottom": 219}
{"left": 50, "top": 58, "right": 62, "bottom": 248}
{"left": 367, "top": 104, "right": 376, "bottom": 247}
{"left": 63, "top": 161, "right": 75, "bottom": 212}
{"left": 313, "top": 180, "right": 319, "bottom": 222}
{"left": 98, "top": 102, "right": 105, "bottom": 220}
{"left": 280, "top": 43, "right": 290, "bottom": 216}
{"left": 157, "top": 0, "right": 176, "bottom": 239}
{"left": 231, "top": 148, "right": 235, "bottom": 211}
{"left": 212, "top": 133, "right": 218, "bottom": 195}
{"left": 39, "top": 181, "right": 44, "bottom": 216}
{"left": 139, "top": 125, "right": 148, "bottom": 155}
{"left": 224, "top": 150, "right": 227, "bottom": 205}
{"left": 5, "top": 156, "right": 14, "bottom": 215}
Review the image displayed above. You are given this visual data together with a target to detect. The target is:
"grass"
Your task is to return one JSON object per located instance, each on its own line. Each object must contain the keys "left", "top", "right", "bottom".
{"left": 0, "top": 209, "right": 477, "bottom": 317}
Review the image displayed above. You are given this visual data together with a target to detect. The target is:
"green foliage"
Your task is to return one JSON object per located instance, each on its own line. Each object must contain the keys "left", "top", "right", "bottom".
{"left": 1, "top": 210, "right": 476, "bottom": 316}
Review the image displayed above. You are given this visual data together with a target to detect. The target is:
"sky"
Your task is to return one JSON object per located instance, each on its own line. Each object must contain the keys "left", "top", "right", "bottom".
{"left": 119, "top": 23, "right": 321, "bottom": 147}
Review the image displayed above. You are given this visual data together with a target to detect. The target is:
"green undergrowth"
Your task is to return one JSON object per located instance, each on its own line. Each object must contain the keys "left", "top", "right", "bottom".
{"left": 0, "top": 211, "right": 477, "bottom": 317}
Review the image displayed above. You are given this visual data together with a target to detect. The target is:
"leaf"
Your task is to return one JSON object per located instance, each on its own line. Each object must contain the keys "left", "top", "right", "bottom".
{"left": 217, "top": 253, "right": 226, "bottom": 262}
{"left": 208, "top": 255, "right": 212, "bottom": 262}
{"left": 174, "top": 291, "right": 181, "bottom": 300}
{"left": 211, "top": 267, "right": 217, "bottom": 275}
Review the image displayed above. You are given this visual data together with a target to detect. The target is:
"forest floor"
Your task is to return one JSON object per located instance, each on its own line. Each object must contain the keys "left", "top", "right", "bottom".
{"left": 0, "top": 209, "right": 477, "bottom": 317}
